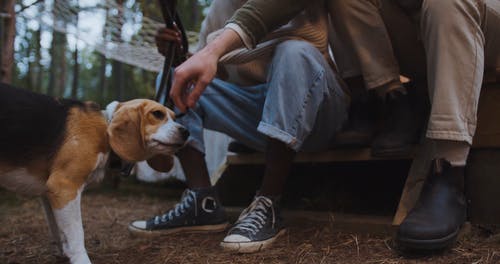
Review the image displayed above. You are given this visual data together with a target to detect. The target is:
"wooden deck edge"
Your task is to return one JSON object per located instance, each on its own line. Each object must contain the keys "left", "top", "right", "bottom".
{"left": 226, "top": 145, "right": 500, "bottom": 166}
{"left": 226, "top": 147, "right": 415, "bottom": 165}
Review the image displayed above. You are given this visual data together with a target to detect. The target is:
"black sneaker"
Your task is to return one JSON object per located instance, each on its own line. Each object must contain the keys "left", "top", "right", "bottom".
{"left": 220, "top": 196, "right": 286, "bottom": 253}
{"left": 128, "top": 187, "right": 229, "bottom": 236}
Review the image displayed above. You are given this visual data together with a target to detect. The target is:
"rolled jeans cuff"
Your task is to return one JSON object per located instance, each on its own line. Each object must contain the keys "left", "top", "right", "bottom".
{"left": 257, "top": 122, "right": 302, "bottom": 152}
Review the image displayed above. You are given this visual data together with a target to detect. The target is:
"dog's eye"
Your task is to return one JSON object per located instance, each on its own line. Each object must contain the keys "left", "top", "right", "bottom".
{"left": 151, "top": 110, "right": 166, "bottom": 120}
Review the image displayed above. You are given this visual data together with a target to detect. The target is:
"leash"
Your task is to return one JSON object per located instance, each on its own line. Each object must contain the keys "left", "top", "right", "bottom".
{"left": 156, "top": 0, "right": 188, "bottom": 110}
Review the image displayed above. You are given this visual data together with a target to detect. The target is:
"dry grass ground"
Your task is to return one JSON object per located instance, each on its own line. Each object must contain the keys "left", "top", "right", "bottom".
{"left": 1, "top": 182, "right": 500, "bottom": 264}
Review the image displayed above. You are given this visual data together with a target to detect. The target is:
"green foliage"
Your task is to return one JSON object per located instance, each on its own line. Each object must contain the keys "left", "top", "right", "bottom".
{"left": 12, "top": 0, "right": 207, "bottom": 106}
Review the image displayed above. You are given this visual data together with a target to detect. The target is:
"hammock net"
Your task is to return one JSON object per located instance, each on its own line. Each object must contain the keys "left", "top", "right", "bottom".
{"left": 19, "top": 0, "right": 197, "bottom": 72}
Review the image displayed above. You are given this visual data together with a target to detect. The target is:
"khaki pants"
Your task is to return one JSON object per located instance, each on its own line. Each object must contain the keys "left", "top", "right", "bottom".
{"left": 329, "top": 0, "right": 500, "bottom": 144}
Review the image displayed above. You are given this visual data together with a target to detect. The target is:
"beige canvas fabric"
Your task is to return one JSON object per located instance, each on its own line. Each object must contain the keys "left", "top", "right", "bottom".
{"left": 422, "top": 0, "right": 500, "bottom": 144}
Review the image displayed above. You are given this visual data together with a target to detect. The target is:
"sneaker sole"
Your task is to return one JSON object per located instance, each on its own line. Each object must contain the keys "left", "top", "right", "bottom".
{"left": 128, "top": 222, "right": 230, "bottom": 237}
{"left": 220, "top": 229, "right": 286, "bottom": 253}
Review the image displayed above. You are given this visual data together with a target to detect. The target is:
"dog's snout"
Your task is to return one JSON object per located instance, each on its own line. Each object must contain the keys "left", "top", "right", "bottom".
{"left": 179, "top": 127, "right": 190, "bottom": 140}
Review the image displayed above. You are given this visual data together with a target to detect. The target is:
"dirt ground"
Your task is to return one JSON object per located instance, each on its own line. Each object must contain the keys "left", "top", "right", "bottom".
{"left": 1, "top": 181, "right": 500, "bottom": 264}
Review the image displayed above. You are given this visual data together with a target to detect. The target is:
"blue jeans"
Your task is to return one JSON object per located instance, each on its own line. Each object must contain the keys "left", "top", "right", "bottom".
{"left": 158, "top": 40, "right": 349, "bottom": 153}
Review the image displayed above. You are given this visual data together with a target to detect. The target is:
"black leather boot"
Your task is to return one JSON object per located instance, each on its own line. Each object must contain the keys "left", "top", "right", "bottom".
{"left": 371, "top": 89, "right": 420, "bottom": 157}
{"left": 396, "top": 159, "right": 466, "bottom": 251}
{"left": 333, "top": 92, "right": 378, "bottom": 147}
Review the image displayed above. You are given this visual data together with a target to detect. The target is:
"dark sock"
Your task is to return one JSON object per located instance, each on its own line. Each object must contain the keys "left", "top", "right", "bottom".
{"left": 259, "top": 138, "right": 296, "bottom": 197}
{"left": 177, "top": 146, "right": 212, "bottom": 189}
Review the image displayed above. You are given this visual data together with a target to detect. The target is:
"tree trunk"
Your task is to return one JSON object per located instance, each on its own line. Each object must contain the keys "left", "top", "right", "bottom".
{"left": 48, "top": 31, "right": 67, "bottom": 96}
{"left": 48, "top": 3, "right": 68, "bottom": 96}
{"left": 98, "top": 54, "right": 107, "bottom": 100}
{"left": 141, "top": 69, "right": 150, "bottom": 98}
{"left": 34, "top": 27, "right": 43, "bottom": 93}
{"left": 190, "top": 0, "right": 200, "bottom": 30}
{"left": 71, "top": 46, "right": 79, "bottom": 99}
{"left": 112, "top": 0, "right": 125, "bottom": 100}
{"left": 55, "top": 32, "right": 67, "bottom": 96}
{"left": 98, "top": 6, "right": 109, "bottom": 101}
{"left": 71, "top": 11, "right": 79, "bottom": 99}
{"left": 112, "top": 60, "right": 125, "bottom": 100}
{"left": 26, "top": 28, "right": 34, "bottom": 91}
{"left": 0, "top": 0, "right": 15, "bottom": 83}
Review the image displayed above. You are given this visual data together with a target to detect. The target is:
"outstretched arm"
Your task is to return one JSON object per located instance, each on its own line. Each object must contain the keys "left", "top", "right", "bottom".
{"left": 170, "top": 0, "right": 312, "bottom": 112}
{"left": 170, "top": 28, "right": 242, "bottom": 112}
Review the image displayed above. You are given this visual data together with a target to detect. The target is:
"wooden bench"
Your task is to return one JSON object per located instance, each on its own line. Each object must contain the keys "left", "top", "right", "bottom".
{"left": 213, "top": 82, "right": 500, "bottom": 228}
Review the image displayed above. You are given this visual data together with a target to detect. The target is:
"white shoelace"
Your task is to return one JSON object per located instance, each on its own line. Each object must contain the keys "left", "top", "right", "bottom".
{"left": 231, "top": 196, "right": 274, "bottom": 235}
{"left": 153, "top": 189, "right": 197, "bottom": 225}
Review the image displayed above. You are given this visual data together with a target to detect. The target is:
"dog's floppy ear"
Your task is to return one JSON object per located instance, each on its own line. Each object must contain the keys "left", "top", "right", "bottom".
{"left": 107, "top": 103, "right": 148, "bottom": 162}
{"left": 146, "top": 154, "right": 174, "bottom": 172}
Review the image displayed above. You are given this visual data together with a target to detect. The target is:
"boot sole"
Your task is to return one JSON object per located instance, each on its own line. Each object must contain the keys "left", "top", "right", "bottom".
{"left": 396, "top": 227, "right": 459, "bottom": 251}
{"left": 128, "top": 222, "right": 230, "bottom": 237}
{"left": 220, "top": 229, "right": 287, "bottom": 253}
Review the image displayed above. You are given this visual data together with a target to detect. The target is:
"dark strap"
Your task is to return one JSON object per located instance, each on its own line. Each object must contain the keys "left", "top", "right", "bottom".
{"left": 156, "top": 0, "right": 188, "bottom": 108}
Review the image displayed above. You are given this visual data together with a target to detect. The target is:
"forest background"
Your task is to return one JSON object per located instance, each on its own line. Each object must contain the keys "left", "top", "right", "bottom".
{"left": 0, "top": 0, "right": 209, "bottom": 106}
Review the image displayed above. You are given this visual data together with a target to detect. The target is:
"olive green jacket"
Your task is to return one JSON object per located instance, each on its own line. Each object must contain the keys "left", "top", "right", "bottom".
{"left": 226, "top": 0, "right": 422, "bottom": 47}
{"left": 226, "top": 0, "right": 315, "bottom": 48}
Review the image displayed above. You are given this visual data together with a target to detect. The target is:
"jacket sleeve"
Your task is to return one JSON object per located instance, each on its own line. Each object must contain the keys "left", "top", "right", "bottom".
{"left": 225, "top": 0, "right": 311, "bottom": 48}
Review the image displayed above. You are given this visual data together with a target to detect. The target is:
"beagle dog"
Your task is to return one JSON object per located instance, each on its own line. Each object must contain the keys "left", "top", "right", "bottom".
{"left": 0, "top": 82, "right": 188, "bottom": 264}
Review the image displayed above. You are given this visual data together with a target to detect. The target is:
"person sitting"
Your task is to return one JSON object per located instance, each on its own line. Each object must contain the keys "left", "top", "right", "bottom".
{"left": 329, "top": 0, "right": 500, "bottom": 251}
{"left": 129, "top": 0, "right": 349, "bottom": 253}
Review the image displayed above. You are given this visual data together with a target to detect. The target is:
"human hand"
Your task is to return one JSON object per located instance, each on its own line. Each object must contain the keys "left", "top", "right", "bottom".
{"left": 170, "top": 49, "right": 219, "bottom": 112}
{"left": 155, "top": 24, "right": 184, "bottom": 56}
{"left": 169, "top": 28, "right": 243, "bottom": 112}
